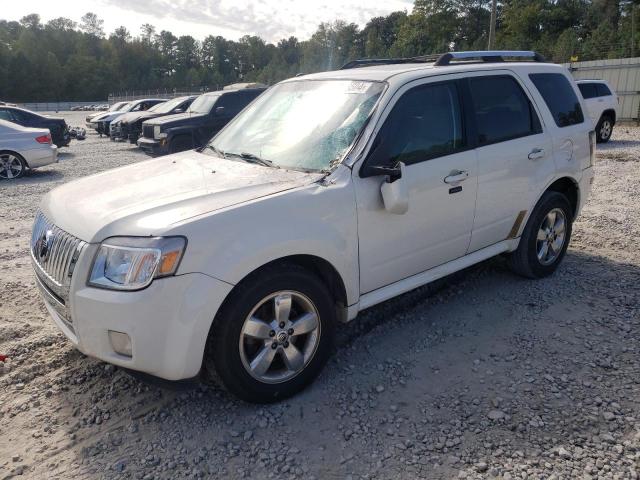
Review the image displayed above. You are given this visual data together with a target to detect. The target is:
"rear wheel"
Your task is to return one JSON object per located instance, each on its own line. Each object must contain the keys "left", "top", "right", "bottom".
{"left": 508, "top": 191, "right": 573, "bottom": 279}
{"left": 204, "top": 264, "right": 336, "bottom": 403}
{"left": 596, "top": 115, "right": 613, "bottom": 143}
{"left": 0, "top": 152, "right": 26, "bottom": 180}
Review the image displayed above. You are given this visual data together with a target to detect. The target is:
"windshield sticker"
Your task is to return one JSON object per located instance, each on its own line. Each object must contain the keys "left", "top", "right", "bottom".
{"left": 345, "top": 81, "right": 371, "bottom": 94}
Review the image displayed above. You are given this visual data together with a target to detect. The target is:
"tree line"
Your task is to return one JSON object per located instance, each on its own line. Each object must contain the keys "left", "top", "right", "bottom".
{"left": 0, "top": 0, "right": 637, "bottom": 102}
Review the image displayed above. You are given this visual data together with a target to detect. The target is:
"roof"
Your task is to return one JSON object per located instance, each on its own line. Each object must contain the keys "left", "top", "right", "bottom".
{"left": 287, "top": 61, "right": 567, "bottom": 87}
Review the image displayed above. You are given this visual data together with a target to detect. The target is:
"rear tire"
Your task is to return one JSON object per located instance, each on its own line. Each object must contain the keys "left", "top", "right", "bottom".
{"left": 507, "top": 191, "right": 573, "bottom": 279}
{"left": 0, "top": 152, "right": 26, "bottom": 180}
{"left": 596, "top": 115, "right": 613, "bottom": 143}
{"left": 204, "top": 263, "right": 336, "bottom": 403}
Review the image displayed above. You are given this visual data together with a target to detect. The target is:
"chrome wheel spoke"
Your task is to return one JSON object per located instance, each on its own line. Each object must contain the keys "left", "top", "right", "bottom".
{"left": 242, "top": 316, "right": 272, "bottom": 339}
{"left": 538, "top": 242, "right": 549, "bottom": 261}
{"left": 250, "top": 345, "right": 277, "bottom": 376}
{"left": 274, "top": 294, "right": 292, "bottom": 324}
{"left": 239, "top": 290, "right": 321, "bottom": 384}
{"left": 554, "top": 217, "right": 565, "bottom": 234}
{"left": 537, "top": 229, "right": 547, "bottom": 241}
{"left": 281, "top": 343, "right": 304, "bottom": 372}
{"left": 290, "top": 312, "right": 318, "bottom": 336}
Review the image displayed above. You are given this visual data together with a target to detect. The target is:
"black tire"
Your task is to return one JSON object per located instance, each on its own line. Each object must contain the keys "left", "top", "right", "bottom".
{"left": 169, "top": 135, "right": 193, "bottom": 154}
{"left": 595, "top": 115, "right": 613, "bottom": 143}
{"left": 0, "top": 151, "right": 27, "bottom": 180}
{"left": 507, "top": 191, "right": 573, "bottom": 279}
{"left": 204, "top": 263, "right": 336, "bottom": 403}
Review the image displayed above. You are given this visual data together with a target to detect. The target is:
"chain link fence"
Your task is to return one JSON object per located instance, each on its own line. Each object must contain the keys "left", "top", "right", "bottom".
{"left": 107, "top": 87, "right": 219, "bottom": 104}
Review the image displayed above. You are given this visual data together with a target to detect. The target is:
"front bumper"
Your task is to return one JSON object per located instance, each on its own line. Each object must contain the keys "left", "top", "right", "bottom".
{"left": 34, "top": 247, "right": 233, "bottom": 380}
{"left": 137, "top": 136, "right": 169, "bottom": 156}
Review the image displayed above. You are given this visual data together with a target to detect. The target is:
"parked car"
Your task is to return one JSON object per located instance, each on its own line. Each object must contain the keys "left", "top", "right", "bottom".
{"left": 32, "top": 51, "right": 594, "bottom": 402}
{"left": 576, "top": 79, "right": 619, "bottom": 143}
{"left": 0, "top": 106, "right": 70, "bottom": 147}
{"left": 110, "top": 96, "right": 196, "bottom": 143}
{"left": 137, "top": 88, "right": 265, "bottom": 155}
{"left": 93, "top": 99, "right": 165, "bottom": 136}
{"left": 85, "top": 102, "right": 128, "bottom": 127}
{"left": 0, "top": 119, "right": 57, "bottom": 179}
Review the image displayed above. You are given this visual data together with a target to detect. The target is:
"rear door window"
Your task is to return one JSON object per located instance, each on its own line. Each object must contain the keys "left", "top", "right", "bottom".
{"left": 596, "top": 83, "right": 612, "bottom": 96}
{"left": 578, "top": 83, "right": 598, "bottom": 99}
{"left": 217, "top": 93, "right": 246, "bottom": 116}
{"left": 468, "top": 75, "right": 542, "bottom": 145}
{"left": 529, "top": 73, "right": 584, "bottom": 127}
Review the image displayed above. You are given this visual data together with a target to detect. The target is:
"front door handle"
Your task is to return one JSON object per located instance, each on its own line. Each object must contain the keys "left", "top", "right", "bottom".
{"left": 444, "top": 170, "right": 469, "bottom": 184}
{"left": 528, "top": 148, "right": 545, "bottom": 160}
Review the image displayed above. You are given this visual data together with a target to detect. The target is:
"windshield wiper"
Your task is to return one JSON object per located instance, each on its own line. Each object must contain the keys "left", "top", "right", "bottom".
{"left": 226, "top": 151, "right": 278, "bottom": 168}
{"left": 203, "top": 144, "right": 226, "bottom": 158}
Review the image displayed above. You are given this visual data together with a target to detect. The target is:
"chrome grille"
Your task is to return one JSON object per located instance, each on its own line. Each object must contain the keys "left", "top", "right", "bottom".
{"left": 143, "top": 124, "right": 154, "bottom": 139}
{"left": 31, "top": 212, "right": 87, "bottom": 290}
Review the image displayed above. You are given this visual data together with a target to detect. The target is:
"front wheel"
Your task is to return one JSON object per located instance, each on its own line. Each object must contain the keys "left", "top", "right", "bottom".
{"left": 508, "top": 191, "right": 573, "bottom": 279}
{"left": 204, "top": 264, "right": 336, "bottom": 403}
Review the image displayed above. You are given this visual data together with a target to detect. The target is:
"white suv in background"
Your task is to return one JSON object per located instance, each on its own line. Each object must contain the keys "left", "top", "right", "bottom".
{"left": 576, "top": 79, "right": 619, "bottom": 142}
{"left": 32, "top": 51, "right": 594, "bottom": 402}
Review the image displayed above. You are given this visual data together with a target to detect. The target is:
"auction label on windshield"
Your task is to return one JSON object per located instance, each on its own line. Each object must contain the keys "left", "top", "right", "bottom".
{"left": 345, "top": 81, "right": 371, "bottom": 94}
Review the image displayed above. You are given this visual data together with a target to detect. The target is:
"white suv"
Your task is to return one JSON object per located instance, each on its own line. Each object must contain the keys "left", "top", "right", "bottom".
{"left": 576, "top": 79, "right": 619, "bottom": 143}
{"left": 32, "top": 51, "right": 595, "bottom": 402}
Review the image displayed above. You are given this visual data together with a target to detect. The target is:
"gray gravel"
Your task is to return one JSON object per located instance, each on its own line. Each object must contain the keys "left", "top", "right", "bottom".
{"left": 1, "top": 113, "right": 639, "bottom": 479}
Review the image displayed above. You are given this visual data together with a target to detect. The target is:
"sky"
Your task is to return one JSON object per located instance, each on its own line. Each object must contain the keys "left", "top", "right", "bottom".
{"left": 5, "top": 0, "right": 413, "bottom": 42}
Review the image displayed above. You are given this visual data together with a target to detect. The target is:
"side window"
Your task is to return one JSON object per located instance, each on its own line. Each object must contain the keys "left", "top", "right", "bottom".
{"left": 578, "top": 83, "right": 598, "bottom": 99}
{"left": 596, "top": 83, "right": 612, "bottom": 96}
{"left": 217, "top": 93, "right": 245, "bottom": 116}
{"left": 374, "top": 81, "right": 465, "bottom": 165}
{"left": 468, "top": 75, "right": 542, "bottom": 145}
{"left": 0, "top": 109, "right": 13, "bottom": 121}
{"left": 529, "top": 73, "right": 584, "bottom": 127}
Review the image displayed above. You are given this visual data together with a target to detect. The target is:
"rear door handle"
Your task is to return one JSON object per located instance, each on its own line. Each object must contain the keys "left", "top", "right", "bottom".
{"left": 444, "top": 170, "right": 469, "bottom": 184}
{"left": 528, "top": 148, "right": 545, "bottom": 160}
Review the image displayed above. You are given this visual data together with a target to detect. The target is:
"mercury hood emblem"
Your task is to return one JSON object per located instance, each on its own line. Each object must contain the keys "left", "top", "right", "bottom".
{"left": 36, "top": 229, "right": 53, "bottom": 262}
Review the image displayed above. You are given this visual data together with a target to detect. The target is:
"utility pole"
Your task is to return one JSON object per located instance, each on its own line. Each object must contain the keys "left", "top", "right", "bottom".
{"left": 632, "top": 3, "right": 636, "bottom": 58}
{"left": 488, "top": 0, "right": 497, "bottom": 50}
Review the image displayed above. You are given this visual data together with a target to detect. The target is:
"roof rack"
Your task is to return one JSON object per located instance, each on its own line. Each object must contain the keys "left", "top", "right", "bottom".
{"left": 340, "top": 55, "right": 440, "bottom": 70}
{"left": 434, "top": 50, "right": 546, "bottom": 66}
{"left": 340, "top": 50, "right": 546, "bottom": 70}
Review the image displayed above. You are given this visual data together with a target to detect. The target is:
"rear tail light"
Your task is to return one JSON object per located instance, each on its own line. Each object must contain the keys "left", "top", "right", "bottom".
{"left": 588, "top": 130, "right": 596, "bottom": 167}
{"left": 35, "top": 134, "right": 52, "bottom": 144}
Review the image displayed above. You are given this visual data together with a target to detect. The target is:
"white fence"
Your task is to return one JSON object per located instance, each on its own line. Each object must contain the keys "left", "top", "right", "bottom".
{"left": 564, "top": 57, "right": 640, "bottom": 121}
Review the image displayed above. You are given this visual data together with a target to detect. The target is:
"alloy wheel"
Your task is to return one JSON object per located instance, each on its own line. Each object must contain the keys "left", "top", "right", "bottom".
{"left": 0, "top": 154, "right": 24, "bottom": 179}
{"left": 239, "top": 291, "right": 321, "bottom": 384}
{"left": 536, "top": 208, "right": 567, "bottom": 266}
{"left": 600, "top": 119, "right": 612, "bottom": 140}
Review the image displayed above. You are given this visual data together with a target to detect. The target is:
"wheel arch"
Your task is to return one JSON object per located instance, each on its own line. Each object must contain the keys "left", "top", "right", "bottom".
{"left": 601, "top": 109, "right": 616, "bottom": 124}
{"left": 0, "top": 149, "right": 28, "bottom": 168}
{"left": 545, "top": 176, "right": 579, "bottom": 219}
{"left": 220, "top": 254, "right": 350, "bottom": 323}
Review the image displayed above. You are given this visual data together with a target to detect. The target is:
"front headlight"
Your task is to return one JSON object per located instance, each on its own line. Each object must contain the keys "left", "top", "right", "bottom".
{"left": 153, "top": 125, "right": 162, "bottom": 139}
{"left": 89, "top": 237, "right": 186, "bottom": 291}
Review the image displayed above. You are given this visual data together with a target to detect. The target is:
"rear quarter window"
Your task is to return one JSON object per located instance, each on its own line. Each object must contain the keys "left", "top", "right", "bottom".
{"left": 529, "top": 73, "right": 584, "bottom": 127}
{"left": 578, "top": 83, "right": 598, "bottom": 99}
{"left": 596, "top": 83, "right": 612, "bottom": 96}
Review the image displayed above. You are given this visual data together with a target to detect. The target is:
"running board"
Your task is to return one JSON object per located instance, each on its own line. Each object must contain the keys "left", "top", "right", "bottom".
{"left": 350, "top": 239, "right": 518, "bottom": 318}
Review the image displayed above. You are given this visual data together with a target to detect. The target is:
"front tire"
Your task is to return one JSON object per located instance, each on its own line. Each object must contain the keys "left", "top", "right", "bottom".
{"left": 204, "top": 264, "right": 336, "bottom": 403}
{"left": 169, "top": 135, "right": 193, "bottom": 154}
{"left": 508, "top": 191, "right": 573, "bottom": 279}
{"left": 596, "top": 115, "right": 613, "bottom": 143}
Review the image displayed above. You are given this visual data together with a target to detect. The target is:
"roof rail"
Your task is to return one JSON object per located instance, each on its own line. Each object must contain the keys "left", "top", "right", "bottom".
{"left": 434, "top": 50, "right": 546, "bottom": 66}
{"left": 340, "top": 55, "right": 440, "bottom": 70}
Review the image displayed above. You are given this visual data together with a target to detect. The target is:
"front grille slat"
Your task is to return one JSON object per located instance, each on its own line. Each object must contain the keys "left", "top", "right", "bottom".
{"left": 31, "top": 212, "right": 87, "bottom": 289}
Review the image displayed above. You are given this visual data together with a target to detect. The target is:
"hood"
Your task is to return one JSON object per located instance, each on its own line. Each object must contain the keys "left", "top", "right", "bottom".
{"left": 41, "top": 151, "right": 324, "bottom": 242}
{"left": 146, "top": 112, "right": 205, "bottom": 127}
{"left": 92, "top": 111, "right": 125, "bottom": 122}
{"left": 120, "top": 110, "right": 159, "bottom": 125}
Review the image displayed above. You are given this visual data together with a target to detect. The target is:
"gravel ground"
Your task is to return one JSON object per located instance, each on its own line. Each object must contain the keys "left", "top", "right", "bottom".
{"left": 1, "top": 112, "right": 639, "bottom": 479}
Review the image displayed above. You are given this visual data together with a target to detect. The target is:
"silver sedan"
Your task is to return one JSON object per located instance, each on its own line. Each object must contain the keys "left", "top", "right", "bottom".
{"left": 0, "top": 119, "right": 58, "bottom": 179}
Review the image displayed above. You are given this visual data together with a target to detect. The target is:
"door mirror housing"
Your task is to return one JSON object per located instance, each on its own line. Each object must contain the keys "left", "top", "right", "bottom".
{"left": 380, "top": 162, "right": 408, "bottom": 214}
